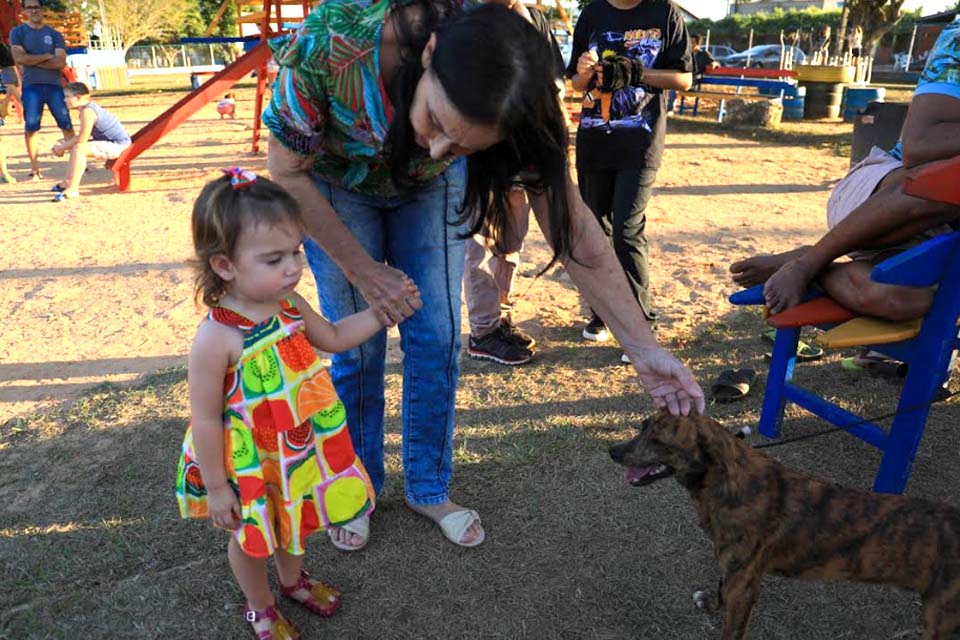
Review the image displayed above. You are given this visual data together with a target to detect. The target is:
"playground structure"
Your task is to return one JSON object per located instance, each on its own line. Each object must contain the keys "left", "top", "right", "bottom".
{"left": 1, "top": 0, "right": 87, "bottom": 47}
{"left": 108, "top": 0, "right": 314, "bottom": 190}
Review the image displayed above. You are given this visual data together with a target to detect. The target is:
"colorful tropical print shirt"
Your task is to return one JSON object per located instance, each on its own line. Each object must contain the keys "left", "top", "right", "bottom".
{"left": 262, "top": 0, "right": 454, "bottom": 197}
{"left": 889, "top": 15, "right": 960, "bottom": 160}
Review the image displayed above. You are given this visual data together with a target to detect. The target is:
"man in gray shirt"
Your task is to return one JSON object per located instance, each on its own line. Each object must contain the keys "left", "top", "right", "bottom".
{"left": 10, "top": 0, "right": 74, "bottom": 180}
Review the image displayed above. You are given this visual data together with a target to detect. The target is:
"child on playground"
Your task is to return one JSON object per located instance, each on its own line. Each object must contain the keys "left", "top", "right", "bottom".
{"left": 175, "top": 169, "right": 421, "bottom": 638}
{"left": 217, "top": 92, "right": 237, "bottom": 119}
{"left": 50, "top": 82, "right": 130, "bottom": 201}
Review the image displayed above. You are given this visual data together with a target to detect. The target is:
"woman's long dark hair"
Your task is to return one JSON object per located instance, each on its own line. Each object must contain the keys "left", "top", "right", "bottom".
{"left": 385, "top": 2, "right": 574, "bottom": 270}
{"left": 383, "top": 0, "right": 461, "bottom": 191}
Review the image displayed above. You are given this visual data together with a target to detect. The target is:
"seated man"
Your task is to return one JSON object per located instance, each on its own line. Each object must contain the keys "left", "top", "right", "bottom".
{"left": 730, "top": 16, "right": 960, "bottom": 323}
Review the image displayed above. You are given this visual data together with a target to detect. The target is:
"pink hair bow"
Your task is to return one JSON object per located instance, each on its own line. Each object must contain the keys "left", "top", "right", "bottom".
{"left": 222, "top": 167, "right": 257, "bottom": 190}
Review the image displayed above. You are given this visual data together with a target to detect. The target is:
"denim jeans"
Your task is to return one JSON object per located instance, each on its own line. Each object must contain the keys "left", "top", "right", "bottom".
{"left": 303, "top": 160, "right": 467, "bottom": 506}
{"left": 21, "top": 83, "right": 72, "bottom": 132}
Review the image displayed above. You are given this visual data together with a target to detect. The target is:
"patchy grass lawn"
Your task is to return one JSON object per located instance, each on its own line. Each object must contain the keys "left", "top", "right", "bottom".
{"left": 2, "top": 307, "right": 958, "bottom": 640}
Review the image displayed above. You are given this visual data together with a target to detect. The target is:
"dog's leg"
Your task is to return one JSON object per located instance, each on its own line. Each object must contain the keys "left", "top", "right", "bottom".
{"left": 719, "top": 571, "right": 762, "bottom": 640}
{"left": 693, "top": 578, "right": 723, "bottom": 614}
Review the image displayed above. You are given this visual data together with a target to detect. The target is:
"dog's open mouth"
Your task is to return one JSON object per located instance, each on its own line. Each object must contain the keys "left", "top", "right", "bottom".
{"left": 625, "top": 464, "right": 674, "bottom": 486}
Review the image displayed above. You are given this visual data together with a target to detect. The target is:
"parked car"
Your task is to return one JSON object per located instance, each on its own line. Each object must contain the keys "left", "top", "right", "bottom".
{"left": 723, "top": 44, "right": 807, "bottom": 68}
{"left": 704, "top": 44, "right": 738, "bottom": 64}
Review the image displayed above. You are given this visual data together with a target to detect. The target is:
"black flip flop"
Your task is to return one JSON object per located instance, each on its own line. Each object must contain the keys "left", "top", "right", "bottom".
{"left": 711, "top": 368, "right": 758, "bottom": 404}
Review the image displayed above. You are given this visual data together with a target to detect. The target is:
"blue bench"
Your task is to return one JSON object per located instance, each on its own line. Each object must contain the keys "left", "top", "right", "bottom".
{"left": 675, "top": 76, "right": 798, "bottom": 122}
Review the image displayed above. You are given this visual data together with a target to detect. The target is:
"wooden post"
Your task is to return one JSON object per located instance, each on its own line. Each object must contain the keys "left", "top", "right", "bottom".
{"left": 905, "top": 23, "right": 918, "bottom": 72}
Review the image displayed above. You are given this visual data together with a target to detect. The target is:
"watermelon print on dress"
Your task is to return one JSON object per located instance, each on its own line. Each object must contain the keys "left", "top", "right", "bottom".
{"left": 175, "top": 298, "right": 375, "bottom": 558}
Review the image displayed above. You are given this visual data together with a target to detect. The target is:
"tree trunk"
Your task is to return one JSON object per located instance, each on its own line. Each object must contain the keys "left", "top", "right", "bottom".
{"left": 836, "top": 3, "right": 850, "bottom": 57}
{"left": 848, "top": 0, "right": 907, "bottom": 57}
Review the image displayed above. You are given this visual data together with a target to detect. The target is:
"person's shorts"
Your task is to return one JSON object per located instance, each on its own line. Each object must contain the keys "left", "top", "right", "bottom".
{"left": 1, "top": 67, "right": 18, "bottom": 86}
{"left": 87, "top": 140, "right": 130, "bottom": 160}
{"left": 827, "top": 146, "right": 952, "bottom": 263}
{"left": 22, "top": 83, "right": 73, "bottom": 133}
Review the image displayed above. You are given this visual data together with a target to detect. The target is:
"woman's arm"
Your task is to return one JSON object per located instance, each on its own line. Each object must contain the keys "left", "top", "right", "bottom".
{"left": 267, "top": 140, "right": 422, "bottom": 326}
{"left": 188, "top": 321, "right": 243, "bottom": 529}
{"left": 528, "top": 176, "right": 705, "bottom": 415}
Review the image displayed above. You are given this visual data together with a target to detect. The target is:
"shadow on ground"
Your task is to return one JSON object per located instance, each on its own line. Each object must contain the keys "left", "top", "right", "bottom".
{"left": 1, "top": 309, "right": 957, "bottom": 639}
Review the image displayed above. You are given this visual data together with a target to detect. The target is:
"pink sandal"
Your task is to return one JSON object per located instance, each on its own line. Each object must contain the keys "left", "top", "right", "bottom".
{"left": 243, "top": 602, "right": 300, "bottom": 640}
{"left": 279, "top": 569, "right": 342, "bottom": 617}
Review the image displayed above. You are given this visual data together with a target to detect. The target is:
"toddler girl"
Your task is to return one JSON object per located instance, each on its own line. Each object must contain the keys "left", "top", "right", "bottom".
{"left": 175, "top": 168, "right": 419, "bottom": 639}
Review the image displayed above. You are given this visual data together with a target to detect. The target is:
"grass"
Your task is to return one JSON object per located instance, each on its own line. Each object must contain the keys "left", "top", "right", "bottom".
{"left": 2, "top": 308, "right": 959, "bottom": 640}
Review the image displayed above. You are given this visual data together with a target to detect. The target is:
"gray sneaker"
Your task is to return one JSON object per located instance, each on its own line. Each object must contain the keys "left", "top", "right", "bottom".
{"left": 468, "top": 325, "right": 534, "bottom": 365}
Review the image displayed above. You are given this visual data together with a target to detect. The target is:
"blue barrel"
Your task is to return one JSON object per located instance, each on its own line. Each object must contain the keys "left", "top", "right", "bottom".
{"left": 782, "top": 85, "right": 806, "bottom": 120}
{"left": 843, "top": 86, "right": 886, "bottom": 122}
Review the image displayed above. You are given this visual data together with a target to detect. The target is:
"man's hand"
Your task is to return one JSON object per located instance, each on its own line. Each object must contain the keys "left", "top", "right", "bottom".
{"left": 576, "top": 49, "right": 599, "bottom": 77}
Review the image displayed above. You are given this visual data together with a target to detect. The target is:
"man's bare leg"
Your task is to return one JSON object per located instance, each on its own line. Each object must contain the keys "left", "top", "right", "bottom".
{"left": 730, "top": 246, "right": 811, "bottom": 287}
{"left": 62, "top": 145, "right": 86, "bottom": 195}
{"left": 24, "top": 130, "right": 41, "bottom": 178}
{"left": 820, "top": 260, "right": 934, "bottom": 321}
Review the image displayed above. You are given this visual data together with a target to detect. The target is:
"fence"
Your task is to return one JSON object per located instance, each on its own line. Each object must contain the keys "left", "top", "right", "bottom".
{"left": 125, "top": 43, "right": 243, "bottom": 73}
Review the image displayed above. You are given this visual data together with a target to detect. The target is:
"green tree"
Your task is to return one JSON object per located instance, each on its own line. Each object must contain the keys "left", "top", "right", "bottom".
{"left": 103, "top": 0, "right": 195, "bottom": 53}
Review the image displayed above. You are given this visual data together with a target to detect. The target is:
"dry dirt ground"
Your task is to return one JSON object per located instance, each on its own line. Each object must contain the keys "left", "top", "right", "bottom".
{"left": 0, "top": 88, "right": 847, "bottom": 423}
{"left": 2, "top": 86, "right": 960, "bottom": 640}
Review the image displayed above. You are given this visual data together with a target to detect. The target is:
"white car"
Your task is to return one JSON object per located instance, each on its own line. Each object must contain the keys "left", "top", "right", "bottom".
{"left": 723, "top": 44, "right": 807, "bottom": 68}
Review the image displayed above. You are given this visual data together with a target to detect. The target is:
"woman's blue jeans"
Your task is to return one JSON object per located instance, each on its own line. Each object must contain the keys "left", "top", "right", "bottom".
{"left": 303, "top": 161, "right": 466, "bottom": 506}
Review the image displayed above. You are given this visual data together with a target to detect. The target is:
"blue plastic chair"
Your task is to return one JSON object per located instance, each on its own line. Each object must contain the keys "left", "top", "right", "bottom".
{"left": 730, "top": 230, "right": 960, "bottom": 494}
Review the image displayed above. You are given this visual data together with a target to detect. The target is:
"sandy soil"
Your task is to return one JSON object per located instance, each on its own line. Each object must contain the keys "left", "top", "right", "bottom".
{"left": 0, "top": 86, "right": 848, "bottom": 424}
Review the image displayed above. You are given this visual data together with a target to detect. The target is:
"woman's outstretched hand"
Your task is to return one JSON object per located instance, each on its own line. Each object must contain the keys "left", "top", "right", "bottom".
{"left": 630, "top": 347, "right": 705, "bottom": 416}
{"left": 352, "top": 261, "right": 423, "bottom": 326}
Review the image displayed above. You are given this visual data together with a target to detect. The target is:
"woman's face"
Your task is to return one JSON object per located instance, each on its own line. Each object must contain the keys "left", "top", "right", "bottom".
{"left": 409, "top": 39, "right": 502, "bottom": 160}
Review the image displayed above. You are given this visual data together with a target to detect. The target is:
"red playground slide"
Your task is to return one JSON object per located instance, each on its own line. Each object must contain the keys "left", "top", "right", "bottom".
{"left": 111, "top": 41, "right": 272, "bottom": 191}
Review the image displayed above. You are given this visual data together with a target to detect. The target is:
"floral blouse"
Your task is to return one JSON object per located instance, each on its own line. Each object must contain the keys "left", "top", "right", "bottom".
{"left": 262, "top": 0, "right": 455, "bottom": 197}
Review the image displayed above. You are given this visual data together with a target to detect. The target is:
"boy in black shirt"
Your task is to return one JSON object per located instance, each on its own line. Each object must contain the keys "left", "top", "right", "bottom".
{"left": 566, "top": 0, "right": 691, "bottom": 355}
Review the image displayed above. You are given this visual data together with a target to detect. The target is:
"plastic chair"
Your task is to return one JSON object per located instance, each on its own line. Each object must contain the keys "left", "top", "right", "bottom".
{"left": 730, "top": 157, "right": 960, "bottom": 494}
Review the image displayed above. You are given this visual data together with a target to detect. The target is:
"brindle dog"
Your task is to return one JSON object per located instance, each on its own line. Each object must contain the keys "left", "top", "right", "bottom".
{"left": 608, "top": 412, "right": 960, "bottom": 640}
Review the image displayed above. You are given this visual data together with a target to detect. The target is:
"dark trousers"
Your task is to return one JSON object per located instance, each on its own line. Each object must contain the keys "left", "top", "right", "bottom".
{"left": 577, "top": 166, "right": 659, "bottom": 321}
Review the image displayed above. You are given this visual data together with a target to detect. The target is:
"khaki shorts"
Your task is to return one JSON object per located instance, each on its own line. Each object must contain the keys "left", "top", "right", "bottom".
{"left": 87, "top": 140, "right": 130, "bottom": 160}
{"left": 826, "top": 146, "right": 951, "bottom": 262}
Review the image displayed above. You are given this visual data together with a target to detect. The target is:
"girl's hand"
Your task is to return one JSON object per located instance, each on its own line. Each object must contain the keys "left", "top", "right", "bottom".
{"left": 207, "top": 484, "right": 241, "bottom": 530}
{"left": 353, "top": 261, "right": 423, "bottom": 326}
{"left": 577, "top": 49, "right": 599, "bottom": 77}
{"left": 629, "top": 347, "right": 705, "bottom": 417}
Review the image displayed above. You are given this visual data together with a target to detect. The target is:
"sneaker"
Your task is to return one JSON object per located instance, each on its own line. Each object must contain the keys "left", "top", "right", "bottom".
{"left": 582, "top": 315, "right": 610, "bottom": 342}
{"left": 0, "top": 173, "right": 15, "bottom": 184}
{"left": 468, "top": 325, "right": 533, "bottom": 365}
{"left": 501, "top": 316, "right": 536, "bottom": 349}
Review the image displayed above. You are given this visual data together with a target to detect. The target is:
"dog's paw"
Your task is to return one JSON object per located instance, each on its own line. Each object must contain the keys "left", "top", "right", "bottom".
{"left": 693, "top": 589, "right": 720, "bottom": 613}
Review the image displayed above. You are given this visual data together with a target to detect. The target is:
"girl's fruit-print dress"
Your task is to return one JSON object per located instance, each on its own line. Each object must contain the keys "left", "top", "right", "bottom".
{"left": 175, "top": 299, "right": 375, "bottom": 558}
